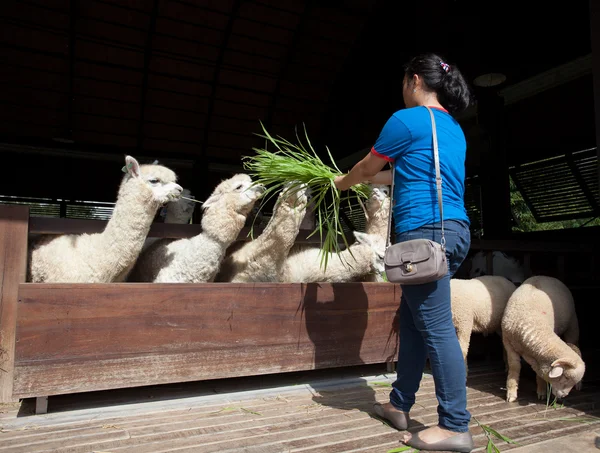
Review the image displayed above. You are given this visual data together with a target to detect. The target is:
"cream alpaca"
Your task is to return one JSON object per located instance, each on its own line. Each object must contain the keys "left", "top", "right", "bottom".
{"left": 28, "top": 156, "right": 182, "bottom": 283}
{"left": 129, "top": 174, "right": 264, "bottom": 283}
{"left": 501, "top": 275, "right": 584, "bottom": 402}
{"left": 281, "top": 231, "right": 385, "bottom": 283}
{"left": 362, "top": 184, "right": 390, "bottom": 282}
{"left": 215, "top": 182, "right": 308, "bottom": 283}
{"left": 450, "top": 275, "right": 516, "bottom": 373}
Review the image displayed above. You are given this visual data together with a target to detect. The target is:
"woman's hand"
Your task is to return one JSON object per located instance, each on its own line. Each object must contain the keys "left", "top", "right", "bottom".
{"left": 334, "top": 175, "right": 351, "bottom": 191}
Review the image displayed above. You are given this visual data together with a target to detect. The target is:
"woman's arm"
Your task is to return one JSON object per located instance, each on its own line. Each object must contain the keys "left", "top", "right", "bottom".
{"left": 334, "top": 152, "right": 389, "bottom": 191}
{"left": 366, "top": 169, "right": 392, "bottom": 185}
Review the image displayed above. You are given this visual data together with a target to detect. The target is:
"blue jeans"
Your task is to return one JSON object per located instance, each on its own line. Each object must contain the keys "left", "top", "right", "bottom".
{"left": 390, "top": 219, "right": 471, "bottom": 432}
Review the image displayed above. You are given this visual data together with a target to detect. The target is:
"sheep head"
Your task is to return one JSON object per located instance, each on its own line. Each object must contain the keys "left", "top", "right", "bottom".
{"left": 547, "top": 352, "right": 585, "bottom": 399}
{"left": 121, "top": 155, "right": 183, "bottom": 206}
{"left": 164, "top": 188, "right": 196, "bottom": 224}
{"left": 202, "top": 173, "right": 264, "bottom": 217}
{"left": 353, "top": 231, "right": 386, "bottom": 276}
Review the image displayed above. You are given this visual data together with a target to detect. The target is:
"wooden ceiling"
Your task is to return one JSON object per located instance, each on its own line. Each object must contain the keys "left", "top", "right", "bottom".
{"left": 0, "top": 0, "right": 595, "bottom": 201}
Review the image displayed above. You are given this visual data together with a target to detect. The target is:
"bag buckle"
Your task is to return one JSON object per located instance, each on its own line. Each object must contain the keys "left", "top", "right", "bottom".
{"left": 404, "top": 262, "right": 414, "bottom": 272}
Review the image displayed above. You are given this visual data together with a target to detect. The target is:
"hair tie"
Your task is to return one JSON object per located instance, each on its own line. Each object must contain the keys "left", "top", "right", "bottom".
{"left": 440, "top": 60, "right": 450, "bottom": 73}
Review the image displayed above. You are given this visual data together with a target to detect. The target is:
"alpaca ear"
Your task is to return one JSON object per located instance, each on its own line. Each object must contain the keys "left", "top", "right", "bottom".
{"left": 202, "top": 192, "right": 222, "bottom": 208}
{"left": 124, "top": 156, "right": 141, "bottom": 178}
{"left": 353, "top": 231, "right": 372, "bottom": 245}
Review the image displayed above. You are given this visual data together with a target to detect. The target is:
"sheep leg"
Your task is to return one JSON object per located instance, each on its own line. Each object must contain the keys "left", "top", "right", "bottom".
{"left": 455, "top": 321, "right": 473, "bottom": 376}
{"left": 503, "top": 338, "right": 521, "bottom": 402}
{"left": 497, "top": 329, "right": 508, "bottom": 372}
{"left": 536, "top": 375, "right": 548, "bottom": 400}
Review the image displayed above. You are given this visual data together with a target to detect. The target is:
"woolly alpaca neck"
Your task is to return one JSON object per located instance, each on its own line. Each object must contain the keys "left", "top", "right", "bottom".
{"left": 100, "top": 178, "right": 159, "bottom": 277}
{"left": 197, "top": 203, "right": 247, "bottom": 246}
{"left": 366, "top": 197, "right": 390, "bottom": 238}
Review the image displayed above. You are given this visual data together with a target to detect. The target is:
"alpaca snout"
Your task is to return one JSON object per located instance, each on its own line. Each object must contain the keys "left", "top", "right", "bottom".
{"left": 174, "top": 184, "right": 183, "bottom": 193}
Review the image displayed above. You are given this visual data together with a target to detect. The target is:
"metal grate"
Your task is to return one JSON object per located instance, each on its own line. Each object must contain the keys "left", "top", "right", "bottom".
{"left": 0, "top": 196, "right": 115, "bottom": 220}
{"left": 510, "top": 148, "right": 599, "bottom": 222}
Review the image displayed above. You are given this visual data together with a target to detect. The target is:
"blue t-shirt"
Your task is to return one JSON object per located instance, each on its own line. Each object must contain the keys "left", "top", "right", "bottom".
{"left": 371, "top": 105, "right": 470, "bottom": 234}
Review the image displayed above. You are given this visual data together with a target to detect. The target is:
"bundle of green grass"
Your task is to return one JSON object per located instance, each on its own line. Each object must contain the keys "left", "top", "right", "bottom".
{"left": 242, "top": 122, "right": 372, "bottom": 270}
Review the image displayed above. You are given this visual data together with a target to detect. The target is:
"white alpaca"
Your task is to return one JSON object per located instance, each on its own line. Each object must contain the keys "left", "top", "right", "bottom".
{"left": 128, "top": 174, "right": 264, "bottom": 283}
{"left": 162, "top": 188, "right": 196, "bottom": 224}
{"left": 362, "top": 184, "right": 391, "bottom": 282}
{"left": 281, "top": 231, "right": 385, "bottom": 283}
{"left": 450, "top": 275, "right": 517, "bottom": 373}
{"left": 215, "top": 182, "right": 309, "bottom": 283}
{"left": 28, "top": 156, "right": 183, "bottom": 283}
{"left": 142, "top": 188, "right": 197, "bottom": 252}
{"left": 501, "top": 275, "right": 585, "bottom": 402}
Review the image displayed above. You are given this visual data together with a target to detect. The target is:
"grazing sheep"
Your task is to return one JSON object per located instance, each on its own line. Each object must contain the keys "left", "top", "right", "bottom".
{"left": 501, "top": 275, "right": 585, "bottom": 402}
{"left": 128, "top": 174, "right": 264, "bottom": 283}
{"left": 215, "top": 182, "right": 309, "bottom": 283}
{"left": 450, "top": 275, "right": 517, "bottom": 373}
{"left": 28, "top": 156, "right": 182, "bottom": 283}
{"left": 281, "top": 231, "right": 385, "bottom": 283}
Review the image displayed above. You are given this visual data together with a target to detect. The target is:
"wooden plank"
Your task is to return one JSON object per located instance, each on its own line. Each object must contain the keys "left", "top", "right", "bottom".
{"left": 0, "top": 205, "right": 29, "bottom": 403}
{"left": 13, "top": 282, "right": 400, "bottom": 398}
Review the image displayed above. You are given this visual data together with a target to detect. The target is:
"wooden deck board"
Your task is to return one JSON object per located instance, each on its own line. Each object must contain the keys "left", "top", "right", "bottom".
{"left": 0, "top": 361, "right": 599, "bottom": 453}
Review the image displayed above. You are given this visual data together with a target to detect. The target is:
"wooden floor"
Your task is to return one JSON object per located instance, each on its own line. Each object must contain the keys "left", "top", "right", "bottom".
{"left": 0, "top": 358, "right": 599, "bottom": 453}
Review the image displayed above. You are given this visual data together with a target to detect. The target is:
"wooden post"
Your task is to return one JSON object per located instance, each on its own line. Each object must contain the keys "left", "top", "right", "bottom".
{"left": 0, "top": 205, "right": 29, "bottom": 403}
{"left": 591, "top": 0, "right": 600, "bottom": 193}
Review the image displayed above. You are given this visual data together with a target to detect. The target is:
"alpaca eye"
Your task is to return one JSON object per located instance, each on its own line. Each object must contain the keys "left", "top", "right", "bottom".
{"left": 235, "top": 184, "right": 243, "bottom": 190}
{"left": 148, "top": 178, "right": 161, "bottom": 184}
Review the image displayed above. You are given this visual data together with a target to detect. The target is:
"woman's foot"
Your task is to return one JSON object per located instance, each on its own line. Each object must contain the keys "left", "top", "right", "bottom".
{"left": 402, "top": 425, "right": 473, "bottom": 452}
{"left": 372, "top": 402, "right": 409, "bottom": 430}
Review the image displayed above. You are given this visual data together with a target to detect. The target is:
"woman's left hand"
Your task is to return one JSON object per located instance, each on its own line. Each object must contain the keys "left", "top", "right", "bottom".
{"left": 334, "top": 175, "right": 349, "bottom": 191}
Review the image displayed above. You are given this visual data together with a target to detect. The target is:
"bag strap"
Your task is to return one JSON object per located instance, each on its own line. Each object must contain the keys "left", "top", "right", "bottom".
{"left": 384, "top": 106, "right": 445, "bottom": 250}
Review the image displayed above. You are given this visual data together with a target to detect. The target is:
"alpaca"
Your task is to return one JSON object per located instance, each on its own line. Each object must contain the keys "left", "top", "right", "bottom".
{"left": 501, "top": 275, "right": 585, "bottom": 402}
{"left": 364, "top": 184, "right": 391, "bottom": 238}
{"left": 281, "top": 231, "right": 386, "bottom": 283}
{"left": 128, "top": 174, "right": 264, "bottom": 283}
{"left": 215, "top": 182, "right": 309, "bottom": 282}
{"left": 28, "top": 156, "right": 183, "bottom": 283}
{"left": 162, "top": 188, "right": 196, "bottom": 224}
{"left": 362, "top": 184, "right": 391, "bottom": 282}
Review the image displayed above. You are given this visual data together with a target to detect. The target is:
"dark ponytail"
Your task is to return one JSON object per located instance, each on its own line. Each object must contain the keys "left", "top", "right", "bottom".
{"left": 403, "top": 52, "right": 473, "bottom": 115}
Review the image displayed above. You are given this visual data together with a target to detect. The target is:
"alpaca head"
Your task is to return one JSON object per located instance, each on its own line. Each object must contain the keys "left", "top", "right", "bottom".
{"left": 353, "top": 231, "right": 386, "bottom": 275}
{"left": 366, "top": 184, "right": 391, "bottom": 218}
{"left": 163, "top": 188, "right": 196, "bottom": 224}
{"left": 279, "top": 181, "right": 309, "bottom": 209}
{"left": 202, "top": 173, "right": 265, "bottom": 218}
{"left": 121, "top": 156, "right": 183, "bottom": 206}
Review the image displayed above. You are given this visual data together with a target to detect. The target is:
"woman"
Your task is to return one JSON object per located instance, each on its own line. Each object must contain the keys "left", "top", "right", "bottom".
{"left": 334, "top": 53, "right": 474, "bottom": 452}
